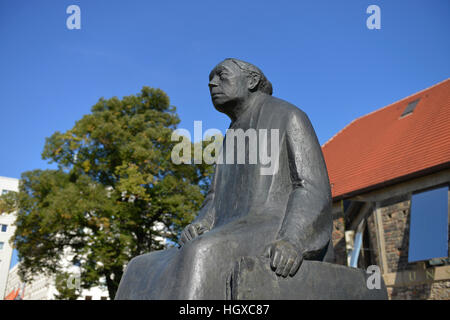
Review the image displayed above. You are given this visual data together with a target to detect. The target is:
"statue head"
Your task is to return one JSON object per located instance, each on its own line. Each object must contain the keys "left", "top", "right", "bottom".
{"left": 208, "top": 58, "right": 272, "bottom": 115}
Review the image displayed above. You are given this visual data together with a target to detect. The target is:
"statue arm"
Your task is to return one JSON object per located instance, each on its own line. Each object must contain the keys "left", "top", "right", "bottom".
{"left": 179, "top": 168, "right": 217, "bottom": 245}
{"left": 266, "top": 109, "right": 332, "bottom": 276}
{"left": 192, "top": 170, "right": 216, "bottom": 230}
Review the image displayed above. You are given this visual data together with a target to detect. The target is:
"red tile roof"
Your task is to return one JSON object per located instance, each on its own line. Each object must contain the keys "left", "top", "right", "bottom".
{"left": 322, "top": 79, "right": 450, "bottom": 199}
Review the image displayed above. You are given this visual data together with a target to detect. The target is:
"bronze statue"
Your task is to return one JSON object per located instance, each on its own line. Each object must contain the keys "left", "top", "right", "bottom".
{"left": 115, "top": 59, "right": 387, "bottom": 300}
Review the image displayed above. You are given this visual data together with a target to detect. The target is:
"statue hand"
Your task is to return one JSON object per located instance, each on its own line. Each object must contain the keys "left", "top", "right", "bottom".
{"left": 264, "top": 239, "right": 303, "bottom": 277}
{"left": 179, "top": 222, "right": 209, "bottom": 246}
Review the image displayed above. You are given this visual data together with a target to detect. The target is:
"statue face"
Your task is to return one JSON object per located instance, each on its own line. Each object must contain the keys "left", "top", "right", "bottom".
{"left": 208, "top": 60, "right": 249, "bottom": 111}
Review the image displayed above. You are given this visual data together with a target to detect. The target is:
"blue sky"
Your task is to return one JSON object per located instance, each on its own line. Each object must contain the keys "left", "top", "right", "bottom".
{"left": 1, "top": 0, "right": 449, "bottom": 179}
{"left": 0, "top": 1, "right": 449, "bottom": 268}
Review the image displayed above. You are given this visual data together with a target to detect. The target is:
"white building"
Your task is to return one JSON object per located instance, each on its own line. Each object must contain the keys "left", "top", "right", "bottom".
{"left": 5, "top": 264, "right": 54, "bottom": 300}
{"left": 0, "top": 176, "right": 109, "bottom": 300}
{"left": 5, "top": 262, "right": 109, "bottom": 300}
{"left": 0, "top": 176, "right": 19, "bottom": 300}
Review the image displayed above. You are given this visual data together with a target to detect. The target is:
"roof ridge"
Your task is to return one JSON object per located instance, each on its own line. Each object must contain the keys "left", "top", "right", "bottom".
{"left": 322, "top": 78, "right": 450, "bottom": 148}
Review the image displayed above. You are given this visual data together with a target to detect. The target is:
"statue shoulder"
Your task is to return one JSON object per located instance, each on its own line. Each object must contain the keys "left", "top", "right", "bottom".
{"left": 264, "top": 95, "right": 309, "bottom": 123}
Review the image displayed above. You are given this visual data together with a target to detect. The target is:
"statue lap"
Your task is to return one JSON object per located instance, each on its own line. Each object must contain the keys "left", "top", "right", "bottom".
{"left": 116, "top": 211, "right": 281, "bottom": 299}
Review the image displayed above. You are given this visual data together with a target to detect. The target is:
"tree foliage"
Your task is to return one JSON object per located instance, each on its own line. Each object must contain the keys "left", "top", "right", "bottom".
{"left": 54, "top": 272, "right": 82, "bottom": 300}
{"left": 1, "top": 87, "right": 213, "bottom": 299}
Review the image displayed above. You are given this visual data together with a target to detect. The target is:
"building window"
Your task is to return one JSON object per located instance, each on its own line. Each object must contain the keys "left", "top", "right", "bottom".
{"left": 0, "top": 242, "right": 4, "bottom": 250}
{"left": 408, "top": 186, "right": 449, "bottom": 262}
{"left": 85, "top": 296, "right": 92, "bottom": 300}
{"left": 400, "top": 98, "right": 420, "bottom": 117}
{"left": 1, "top": 224, "right": 7, "bottom": 232}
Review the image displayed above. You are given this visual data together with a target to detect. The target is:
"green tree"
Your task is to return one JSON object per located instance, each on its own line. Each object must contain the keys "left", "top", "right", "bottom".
{"left": 54, "top": 272, "right": 82, "bottom": 300}
{"left": 0, "top": 87, "right": 213, "bottom": 299}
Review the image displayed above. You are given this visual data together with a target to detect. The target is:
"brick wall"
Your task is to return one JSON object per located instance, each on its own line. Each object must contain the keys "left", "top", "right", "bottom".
{"left": 332, "top": 195, "right": 450, "bottom": 300}
{"left": 379, "top": 199, "right": 450, "bottom": 300}
{"left": 379, "top": 200, "right": 413, "bottom": 273}
{"left": 332, "top": 216, "right": 346, "bottom": 265}
{"left": 388, "top": 280, "right": 450, "bottom": 300}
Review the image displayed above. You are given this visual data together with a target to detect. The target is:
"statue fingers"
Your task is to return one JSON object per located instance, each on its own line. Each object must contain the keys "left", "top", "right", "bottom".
{"left": 187, "top": 225, "right": 198, "bottom": 239}
{"left": 270, "top": 249, "right": 281, "bottom": 270}
{"left": 179, "top": 230, "right": 188, "bottom": 246}
{"left": 281, "top": 255, "right": 295, "bottom": 278}
{"left": 264, "top": 243, "right": 273, "bottom": 259}
{"left": 275, "top": 253, "right": 288, "bottom": 276}
{"left": 289, "top": 255, "right": 303, "bottom": 277}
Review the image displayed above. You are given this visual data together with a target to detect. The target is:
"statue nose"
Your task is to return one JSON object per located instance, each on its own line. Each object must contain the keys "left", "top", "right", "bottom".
{"left": 208, "top": 81, "right": 218, "bottom": 89}
{"left": 209, "top": 75, "right": 220, "bottom": 89}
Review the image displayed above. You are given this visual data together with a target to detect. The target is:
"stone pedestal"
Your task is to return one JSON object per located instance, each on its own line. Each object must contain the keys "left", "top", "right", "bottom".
{"left": 228, "top": 257, "right": 388, "bottom": 300}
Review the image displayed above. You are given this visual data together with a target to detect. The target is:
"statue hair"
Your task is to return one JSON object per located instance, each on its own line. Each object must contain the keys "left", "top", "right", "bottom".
{"left": 224, "top": 58, "right": 273, "bottom": 95}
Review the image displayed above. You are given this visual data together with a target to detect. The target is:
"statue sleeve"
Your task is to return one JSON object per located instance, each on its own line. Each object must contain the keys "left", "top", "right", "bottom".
{"left": 192, "top": 167, "right": 217, "bottom": 230}
{"left": 276, "top": 109, "right": 333, "bottom": 259}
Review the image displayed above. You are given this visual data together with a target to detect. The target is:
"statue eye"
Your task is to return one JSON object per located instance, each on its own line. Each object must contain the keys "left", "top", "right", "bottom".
{"left": 218, "top": 72, "right": 227, "bottom": 80}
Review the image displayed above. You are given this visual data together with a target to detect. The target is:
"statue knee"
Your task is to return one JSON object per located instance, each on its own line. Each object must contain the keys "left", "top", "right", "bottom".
{"left": 183, "top": 235, "right": 219, "bottom": 263}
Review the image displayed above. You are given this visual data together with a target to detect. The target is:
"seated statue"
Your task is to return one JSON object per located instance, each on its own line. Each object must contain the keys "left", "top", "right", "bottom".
{"left": 115, "top": 58, "right": 386, "bottom": 300}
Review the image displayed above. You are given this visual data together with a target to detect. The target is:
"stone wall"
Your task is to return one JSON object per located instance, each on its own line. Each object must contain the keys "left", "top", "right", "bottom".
{"left": 332, "top": 195, "right": 450, "bottom": 300}
{"left": 332, "top": 215, "right": 346, "bottom": 266}
{"left": 379, "top": 200, "right": 412, "bottom": 273}
{"left": 388, "top": 280, "right": 450, "bottom": 300}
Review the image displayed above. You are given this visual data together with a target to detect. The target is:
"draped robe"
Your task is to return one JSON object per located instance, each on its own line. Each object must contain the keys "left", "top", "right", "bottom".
{"left": 115, "top": 93, "right": 334, "bottom": 299}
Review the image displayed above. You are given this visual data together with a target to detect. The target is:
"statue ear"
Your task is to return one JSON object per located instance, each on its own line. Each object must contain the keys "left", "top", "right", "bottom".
{"left": 248, "top": 73, "right": 261, "bottom": 91}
